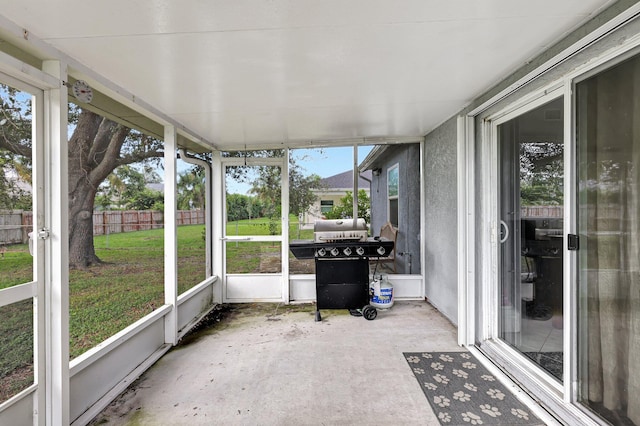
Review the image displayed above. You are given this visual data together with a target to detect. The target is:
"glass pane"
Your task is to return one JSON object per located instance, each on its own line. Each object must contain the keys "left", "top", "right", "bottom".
{"left": 389, "top": 199, "right": 398, "bottom": 228}
{"left": 0, "top": 299, "right": 34, "bottom": 403}
{"left": 576, "top": 54, "right": 640, "bottom": 425}
{"left": 498, "top": 97, "right": 564, "bottom": 381}
{"left": 226, "top": 241, "right": 282, "bottom": 274}
{"left": 0, "top": 84, "right": 34, "bottom": 289}
{"left": 177, "top": 157, "right": 207, "bottom": 294}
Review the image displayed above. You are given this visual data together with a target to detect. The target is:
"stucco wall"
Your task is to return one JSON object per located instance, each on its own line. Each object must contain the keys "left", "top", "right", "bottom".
{"left": 423, "top": 118, "right": 458, "bottom": 324}
{"left": 369, "top": 144, "right": 421, "bottom": 275}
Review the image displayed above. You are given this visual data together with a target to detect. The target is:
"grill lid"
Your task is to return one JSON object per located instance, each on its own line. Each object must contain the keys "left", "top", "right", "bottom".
{"left": 314, "top": 218, "right": 367, "bottom": 232}
{"left": 314, "top": 219, "right": 368, "bottom": 243}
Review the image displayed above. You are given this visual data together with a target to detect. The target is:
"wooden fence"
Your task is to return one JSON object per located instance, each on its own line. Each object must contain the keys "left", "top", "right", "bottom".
{"left": 0, "top": 210, "right": 32, "bottom": 245}
{"left": 0, "top": 210, "right": 205, "bottom": 245}
{"left": 521, "top": 206, "right": 563, "bottom": 218}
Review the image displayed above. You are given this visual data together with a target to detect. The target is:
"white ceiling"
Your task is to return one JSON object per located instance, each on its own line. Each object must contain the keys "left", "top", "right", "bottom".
{"left": 0, "top": 0, "right": 614, "bottom": 150}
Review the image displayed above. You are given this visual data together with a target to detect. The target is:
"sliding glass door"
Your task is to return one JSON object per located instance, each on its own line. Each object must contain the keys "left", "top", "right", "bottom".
{"left": 576, "top": 51, "right": 640, "bottom": 426}
{"left": 480, "top": 38, "right": 640, "bottom": 426}
{"left": 496, "top": 95, "right": 565, "bottom": 381}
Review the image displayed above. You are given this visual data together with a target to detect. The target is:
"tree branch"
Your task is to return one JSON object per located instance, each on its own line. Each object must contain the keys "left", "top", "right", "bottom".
{"left": 88, "top": 124, "right": 130, "bottom": 186}
{"left": 87, "top": 118, "right": 121, "bottom": 167}
{"left": 0, "top": 135, "right": 31, "bottom": 157}
{"left": 115, "top": 149, "right": 165, "bottom": 167}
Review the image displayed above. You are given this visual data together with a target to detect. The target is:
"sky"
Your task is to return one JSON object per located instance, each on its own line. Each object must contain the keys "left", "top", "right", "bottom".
{"left": 222, "top": 145, "right": 374, "bottom": 195}
{"left": 293, "top": 146, "right": 373, "bottom": 179}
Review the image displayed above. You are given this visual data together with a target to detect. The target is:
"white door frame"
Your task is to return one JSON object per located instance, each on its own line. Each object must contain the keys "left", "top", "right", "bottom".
{"left": 0, "top": 69, "right": 52, "bottom": 425}
{"left": 483, "top": 85, "right": 568, "bottom": 386}
{"left": 218, "top": 155, "right": 289, "bottom": 303}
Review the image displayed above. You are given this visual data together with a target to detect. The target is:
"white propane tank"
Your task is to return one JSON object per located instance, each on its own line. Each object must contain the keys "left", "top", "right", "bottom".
{"left": 370, "top": 273, "right": 394, "bottom": 309}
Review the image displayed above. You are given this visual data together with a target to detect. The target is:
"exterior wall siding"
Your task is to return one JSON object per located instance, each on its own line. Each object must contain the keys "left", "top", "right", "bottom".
{"left": 423, "top": 118, "right": 458, "bottom": 324}
{"left": 369, "top": 144, "right": 421, "bottom": 275}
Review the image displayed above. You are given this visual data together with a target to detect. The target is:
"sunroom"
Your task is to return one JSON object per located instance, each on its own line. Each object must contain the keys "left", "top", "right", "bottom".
{"left": 1, "top": 1, "right": 640, "bottom": 425}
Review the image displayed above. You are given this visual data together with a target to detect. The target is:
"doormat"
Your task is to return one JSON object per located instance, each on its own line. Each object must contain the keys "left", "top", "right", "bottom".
{"left": 524, "top": 352, "right": 563, "bottom": 381}
{"left": 404, "top": 352, "right": 545, "bottom": 425}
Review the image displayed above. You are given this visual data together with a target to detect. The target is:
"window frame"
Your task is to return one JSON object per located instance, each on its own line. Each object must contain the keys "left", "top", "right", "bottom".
{"left": 320, "top": 199, "right": 333, "bottom": 215}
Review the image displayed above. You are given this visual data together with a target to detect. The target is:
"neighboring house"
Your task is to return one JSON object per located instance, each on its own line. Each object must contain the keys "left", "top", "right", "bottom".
{"left": 2, "top": 166, "right": 32, "bottom": 197}
{"left": 146, "top": 183, "right": 164, "bottom": 193}
{"left": 303, "top": 169, "right": 372, "bottom": 225}
{"left": 360, "top": 143, "right": 421, "bottom": 275}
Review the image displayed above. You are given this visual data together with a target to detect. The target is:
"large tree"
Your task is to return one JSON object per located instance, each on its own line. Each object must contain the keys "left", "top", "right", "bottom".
{"left": 246, "top": 151, "right": 322, "bottom": 219}
{"left": 68, "top": 109, "right": 163, "bottom": 267}
{"left": 1, "top": 84, "right": 164, "bottom": 268}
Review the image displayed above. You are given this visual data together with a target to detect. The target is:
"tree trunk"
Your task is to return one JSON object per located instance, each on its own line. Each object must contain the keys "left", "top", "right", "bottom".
{"left": 68, "top": 110, "right": 127, "bottom": 268}
{"left": 68, "top": 181, "right": 101, "bottom": 267}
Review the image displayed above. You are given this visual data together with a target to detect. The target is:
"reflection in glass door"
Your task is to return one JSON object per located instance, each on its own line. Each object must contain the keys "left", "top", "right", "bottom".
{"left": 497, "top": 96, "right": 564, "bottom": 381}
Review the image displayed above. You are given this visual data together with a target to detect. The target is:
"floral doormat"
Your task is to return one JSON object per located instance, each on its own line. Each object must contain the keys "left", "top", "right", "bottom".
{"left": 404, "top": 352, "right": 545, "bottom": 425}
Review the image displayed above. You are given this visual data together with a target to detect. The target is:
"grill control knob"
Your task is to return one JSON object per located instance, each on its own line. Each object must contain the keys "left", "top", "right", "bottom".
{"left": 330, "top": 247, "right": 340, "bottom": 256}
{"left": 356, "top": 247, "right": 365, "bottom": 256}
{"left": 377, "top": 246, "right": 387, "bottom": 255}
{"left": 317, "top": 248, "right": 326, "bottom": 257}
{"left": 343, "top": 247, "right": 352, "bottom": 256}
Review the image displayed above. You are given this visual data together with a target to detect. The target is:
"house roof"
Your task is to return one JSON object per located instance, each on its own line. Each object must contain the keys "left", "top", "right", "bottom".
{"left": 320, "top": 170, "right": 372, "bottom": 190}
{"left": 360, "top": 145, "right": 394, "bottom": 171}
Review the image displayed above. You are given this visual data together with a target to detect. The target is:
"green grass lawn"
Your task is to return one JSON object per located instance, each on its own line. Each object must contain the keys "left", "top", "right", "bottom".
{"left": 0, "top": 217, "right": 313, "bottom": 402}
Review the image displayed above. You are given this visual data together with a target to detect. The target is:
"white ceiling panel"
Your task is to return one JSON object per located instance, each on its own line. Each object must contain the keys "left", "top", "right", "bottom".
{"left": 0, "top": 0, "right": 614, "bottom": 149}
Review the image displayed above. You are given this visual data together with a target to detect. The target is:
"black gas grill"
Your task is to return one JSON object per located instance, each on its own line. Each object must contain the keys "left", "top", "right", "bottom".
{"left": 289, "top": 219, "right": 394, "bottom": 321}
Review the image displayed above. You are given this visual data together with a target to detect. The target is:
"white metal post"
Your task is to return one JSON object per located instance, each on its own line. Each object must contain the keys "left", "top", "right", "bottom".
{"left": 456, "top": 115, "right": 476, "bottom": 347}
{"left": 211, "top": 150, "right": 224, "bottom": 303}
{"left": 282, "top": 149, "right": 290, "bottom": 303}
{"left": 32, "top": 83, "right": 47, "bottom": 426}
{"left": 352, "top": 144, "right": 358, "bottom": 226}
{"left": 42, "top": 60, "right": 70, "bottom": 426}
{"left": 419, "top": 140, "right": 426, "bottom": 305}
{"left": 164, "top": 125, "right": 178, "bottom": 345}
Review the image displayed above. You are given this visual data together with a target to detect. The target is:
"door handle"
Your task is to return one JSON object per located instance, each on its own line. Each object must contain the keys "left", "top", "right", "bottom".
{"left": 499, "top": 220, "right": 509, "bottom": 244}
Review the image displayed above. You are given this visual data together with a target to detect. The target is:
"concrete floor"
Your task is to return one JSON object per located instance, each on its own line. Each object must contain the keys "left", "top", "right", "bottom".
{"left": 91, "top": 301, "right": 463, "bottom": 425}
